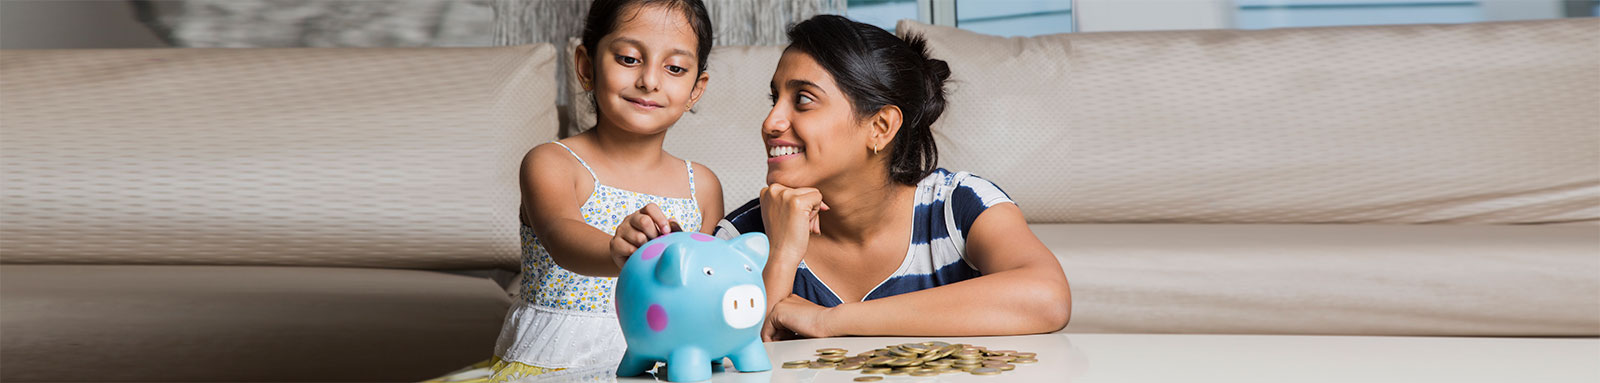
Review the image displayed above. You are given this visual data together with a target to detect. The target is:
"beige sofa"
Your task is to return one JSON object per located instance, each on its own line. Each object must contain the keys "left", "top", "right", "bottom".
{"left": 3, "top": 18, "right": 1596, "bottom": 381}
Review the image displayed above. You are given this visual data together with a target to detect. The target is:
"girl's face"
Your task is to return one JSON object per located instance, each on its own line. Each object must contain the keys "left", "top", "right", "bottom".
{"left": 762, "top": 49, "right": 876, "bottom": 187}
{"left": 577, "top": 5, "right": 708, "bottom": 136}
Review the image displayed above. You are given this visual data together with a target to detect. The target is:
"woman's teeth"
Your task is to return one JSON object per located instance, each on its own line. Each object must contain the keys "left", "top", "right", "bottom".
{"left": 768, "top": 146, "right": 802, "bottom": 158}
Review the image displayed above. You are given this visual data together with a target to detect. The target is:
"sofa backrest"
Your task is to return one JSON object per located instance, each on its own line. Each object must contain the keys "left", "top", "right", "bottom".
{"left": 607, "top": 19, "right": 1598, "bottom": 225}
{"left": 0, "top": 45, "right": 558, "bottom": 269}
{"left": 902, "top": 19, "right": 1599, "bottom": 224}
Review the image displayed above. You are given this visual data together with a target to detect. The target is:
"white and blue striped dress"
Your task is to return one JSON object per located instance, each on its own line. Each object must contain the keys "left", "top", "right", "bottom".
{"left": 713, "top": 168, "right": 1014, "bottom": 306}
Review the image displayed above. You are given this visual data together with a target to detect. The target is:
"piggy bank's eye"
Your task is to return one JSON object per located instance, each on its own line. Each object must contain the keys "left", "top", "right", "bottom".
{"left": 702, "top": 267, "right": 714, "bottom": 276}
{"left": 744, "top": 264, "right": 753, "bottom": 272}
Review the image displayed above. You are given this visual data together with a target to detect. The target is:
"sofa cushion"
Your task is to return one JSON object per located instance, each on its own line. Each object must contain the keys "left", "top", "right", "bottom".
{"left": 0, "top": 45, "right": 559, "bottom": 269}
{"left": 0, "top": 265, "right": 511, "bottom": 381}
{"left": 1043, "top": 224, "right": 1600, "bottom": 336}
{"left": 900, "top": 19, "right": 1599, "bottom": 224}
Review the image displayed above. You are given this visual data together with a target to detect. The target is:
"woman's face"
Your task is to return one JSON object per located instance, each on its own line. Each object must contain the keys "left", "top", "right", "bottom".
{"left": 763, "top": 49, "right": 874, "bottom": 187}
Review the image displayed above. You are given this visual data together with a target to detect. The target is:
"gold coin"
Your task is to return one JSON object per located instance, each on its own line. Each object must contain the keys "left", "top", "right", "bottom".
{"left": 867, "top": 356, "right": 894, "bottom": 365}
{"left": 854, "top": 377, "right": 885, "bottom": 382}
{"left": 1012, "top": 357, "right": 1038, "bottom": 364}
{"left": 991, "top": 349, "right": 1017, "bottom": 355}
{"left": 998, "top": 364, "right": 1016, "bottom": 371}
{"left": 900, "top": 343, "right": 931, "bottom": 353}
{"left": 970, "top": 367, "right": 1002, "bottom": 375}
{"left": 885, "top": 369, "right": 908, "bottom": 376}
{"left": 1011, "top": 352, "right": 1036, "bottom": 358}
{"left": 924, "top": 360, "right": 954, "bottom": 367}
{"left": 862, "top": 367, "right": 891, "bottom": 374}
{"left": 928, "top": 341, "right": 952, "bottom": 348}
{"left": 782, "top": 362, "right": 808, "bottom": 369}
{"left": 911, "top": 371, "right": 940, "bottom": 377}
{"left": 836, "top": 362, "right": 865, "bottom": 371}
{"left": 985, "top": 356, "right": 1015, "bottom": 362}
{"left": 982, "top": 361, "right": 1008, "bottom": 368}
{"left": 808, "top": 362, "right": 833, "bottom": 369}
{"left": 889, "top": 348, "right": 917, "bottom": 358}
{"left": 818, "top": 355, "right": 846, "bottom": 363}
{"left": 954, "top": 350, "right": 983, "bottom": 359}
{"left": 817, "top": 348, "right": 847, "bottom": 354}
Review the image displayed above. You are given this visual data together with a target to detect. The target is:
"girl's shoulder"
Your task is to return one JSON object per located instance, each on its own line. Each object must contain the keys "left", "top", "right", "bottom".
{"left": 522, "top": 140, "right": 596, "bottom": 186}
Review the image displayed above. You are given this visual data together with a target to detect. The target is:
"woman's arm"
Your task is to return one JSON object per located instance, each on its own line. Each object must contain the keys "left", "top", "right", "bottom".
{"left": 770, "top": 203, "right": 1071, "bottom": 337}
{"left": 757, "top": 183, "right": 828, "bottom": 341}
{"left": 520, "top": 144, "right": 623, "bottom": 277}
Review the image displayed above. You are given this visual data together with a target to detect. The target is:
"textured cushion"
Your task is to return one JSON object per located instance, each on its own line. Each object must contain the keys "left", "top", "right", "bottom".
{"left": 900, "top": 19, "right": 1599, "bottom": 224}
{"left": 0, "top": 265, "right": 511, "bottom": 381}
{"left": 567, "top": 40, "right": 783, "bottom": 213}
{"left": 0, "top": 45, "right": 559, "bottom": 269}
{"left": 1043, "top": 224, "right": 1600, "bottom": 336}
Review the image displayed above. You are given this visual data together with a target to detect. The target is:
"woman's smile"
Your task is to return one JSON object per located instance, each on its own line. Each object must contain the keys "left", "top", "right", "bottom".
{"left": 767, "top": 139, "right": 805, "bottom": 163}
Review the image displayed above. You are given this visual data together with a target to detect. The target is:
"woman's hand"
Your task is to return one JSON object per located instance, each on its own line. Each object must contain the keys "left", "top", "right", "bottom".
{"left": 761, "top": 294, "right": 838, "bottom": 341}
{"left": 759, "top": 184, "right": 828, "bottom": 262}
{"left": 609, "top": 203, "right": 681, "bottom": 269}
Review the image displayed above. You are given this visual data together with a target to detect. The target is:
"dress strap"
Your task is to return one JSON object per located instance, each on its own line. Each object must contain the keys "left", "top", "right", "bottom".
{"left": 684, "top": 160, "right": 697, "bottom": 200}
{"left": 552, "top": 142, "right": 600, "bottom": 187}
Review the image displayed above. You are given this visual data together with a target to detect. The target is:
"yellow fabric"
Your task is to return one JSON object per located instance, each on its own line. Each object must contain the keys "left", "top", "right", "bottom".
{"left": 423, "top": 357, "right": 563, "bottom": 383}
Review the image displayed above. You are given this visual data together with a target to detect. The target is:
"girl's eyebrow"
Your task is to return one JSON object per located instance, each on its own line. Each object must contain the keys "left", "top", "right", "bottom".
{"left": 609, "top": 37, "right": 694, "bottom": 58}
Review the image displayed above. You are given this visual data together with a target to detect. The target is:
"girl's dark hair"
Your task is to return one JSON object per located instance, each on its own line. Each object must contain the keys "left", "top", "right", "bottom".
{"left": 581, "top": 0, "right": 713, "bottom": 77}
{"left": 787, "top": 15, "right": 949, "bottom": 185}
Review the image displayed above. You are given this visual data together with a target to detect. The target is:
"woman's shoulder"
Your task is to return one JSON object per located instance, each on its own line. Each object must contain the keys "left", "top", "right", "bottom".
{"left": 917, "top": 168, "right": 1015, "bottom": 236}
{"left": 713, "top": 198, "right": 764, "bottom": 239}
{"left": 918, "top": 168, "right": 1011, "bottom": 203}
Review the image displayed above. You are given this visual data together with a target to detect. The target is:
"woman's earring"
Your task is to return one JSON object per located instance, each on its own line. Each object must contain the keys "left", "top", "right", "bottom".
{"left": 873, "top": 145, "right": 880, "bottom": 155}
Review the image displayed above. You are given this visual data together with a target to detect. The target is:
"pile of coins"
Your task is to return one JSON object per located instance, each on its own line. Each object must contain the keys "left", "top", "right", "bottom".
{"left": 780, "top": 341, "right": 1037, "bottom": 380}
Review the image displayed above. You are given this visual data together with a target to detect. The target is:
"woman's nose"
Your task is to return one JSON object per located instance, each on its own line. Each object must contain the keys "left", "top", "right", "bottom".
{"left": 762, "top": 110, "right": 789, "bottom": 136}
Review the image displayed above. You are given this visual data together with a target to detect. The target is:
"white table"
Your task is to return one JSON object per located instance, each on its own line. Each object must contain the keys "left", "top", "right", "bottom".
{"left": 522, "top": 334, "right": 1599, "bottom": 382}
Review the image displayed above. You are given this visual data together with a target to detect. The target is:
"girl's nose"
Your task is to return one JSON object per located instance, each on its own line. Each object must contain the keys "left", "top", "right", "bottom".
{"left": 636, "top": 66, "right": 660, "bottom": 92}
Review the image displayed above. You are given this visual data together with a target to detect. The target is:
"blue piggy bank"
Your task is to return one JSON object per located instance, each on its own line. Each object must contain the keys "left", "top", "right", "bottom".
{"left": 615, "top": 232, "right": 772, "bottom": 382}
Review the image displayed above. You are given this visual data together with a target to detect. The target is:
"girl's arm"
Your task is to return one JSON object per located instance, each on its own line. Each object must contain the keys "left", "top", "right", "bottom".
{"left": 520, "top": 143, "right": 623, "bottom": 277}
{"left": 771, "top": 203, "right": 1071, "bottom": 337}
{"left": 692, "top": 163, "right": 723, "bottom": 234}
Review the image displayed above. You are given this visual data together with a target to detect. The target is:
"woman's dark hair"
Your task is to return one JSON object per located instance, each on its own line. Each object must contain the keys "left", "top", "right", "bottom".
{"left": 787, "top": 15, "right": 949, "bottom": 185}
{"left": 581, "top": 0, "right": 713, "bottom": 77}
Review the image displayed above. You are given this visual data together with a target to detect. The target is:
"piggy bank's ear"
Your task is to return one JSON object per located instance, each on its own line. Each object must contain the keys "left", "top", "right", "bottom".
{"left": 654, "top": 243, "right": 692, "bottom": 286}
{"left": 728, "top": 233, "right": 769, "bottom": 266}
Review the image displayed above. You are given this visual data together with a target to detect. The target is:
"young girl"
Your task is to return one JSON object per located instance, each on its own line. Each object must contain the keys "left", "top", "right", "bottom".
{"left": 430, "top": 0, "right": 721, "bottom": 381}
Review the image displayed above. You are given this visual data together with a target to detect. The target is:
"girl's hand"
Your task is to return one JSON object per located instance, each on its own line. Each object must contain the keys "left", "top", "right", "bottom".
{"left": 761, "top": 294, "right": 838, "bottom": 341}
{"left": 609, "top": 203, "right": 681, "bottom": 269}
{"left": 759, "top": 184, "right": 828, "bottom": 262}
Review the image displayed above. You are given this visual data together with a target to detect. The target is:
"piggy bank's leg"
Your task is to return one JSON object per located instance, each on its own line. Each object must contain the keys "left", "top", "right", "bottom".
{"left": 666, "top": 347, "right": 712, "bottom": 382}
{"left": 727, "top": 338, "right": 773, "bottom": 372}
{"left": 616, "top": 350, "right": 655, "bottom": 377}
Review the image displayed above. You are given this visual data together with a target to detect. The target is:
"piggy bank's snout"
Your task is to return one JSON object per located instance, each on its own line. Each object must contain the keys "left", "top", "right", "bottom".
{"left": 721, "top": 284, "right": 765, "bottom": 329}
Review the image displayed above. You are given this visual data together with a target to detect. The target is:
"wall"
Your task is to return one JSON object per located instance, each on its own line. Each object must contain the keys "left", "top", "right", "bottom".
{"left": 0, "top": 0, "right": 168, "bottom": 49}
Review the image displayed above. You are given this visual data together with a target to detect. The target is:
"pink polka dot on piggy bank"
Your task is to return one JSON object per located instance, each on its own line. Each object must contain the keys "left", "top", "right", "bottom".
{"left": 641, "top": 243, "right": 666, "bottom": 260}
{"left": 646, "top": 303, "right": 668, "bottom": 332}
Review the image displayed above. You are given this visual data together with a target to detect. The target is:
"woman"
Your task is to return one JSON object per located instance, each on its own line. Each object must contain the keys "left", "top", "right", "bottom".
{"left": 714, "top": 15, "right": 1071, "bottom": 340}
